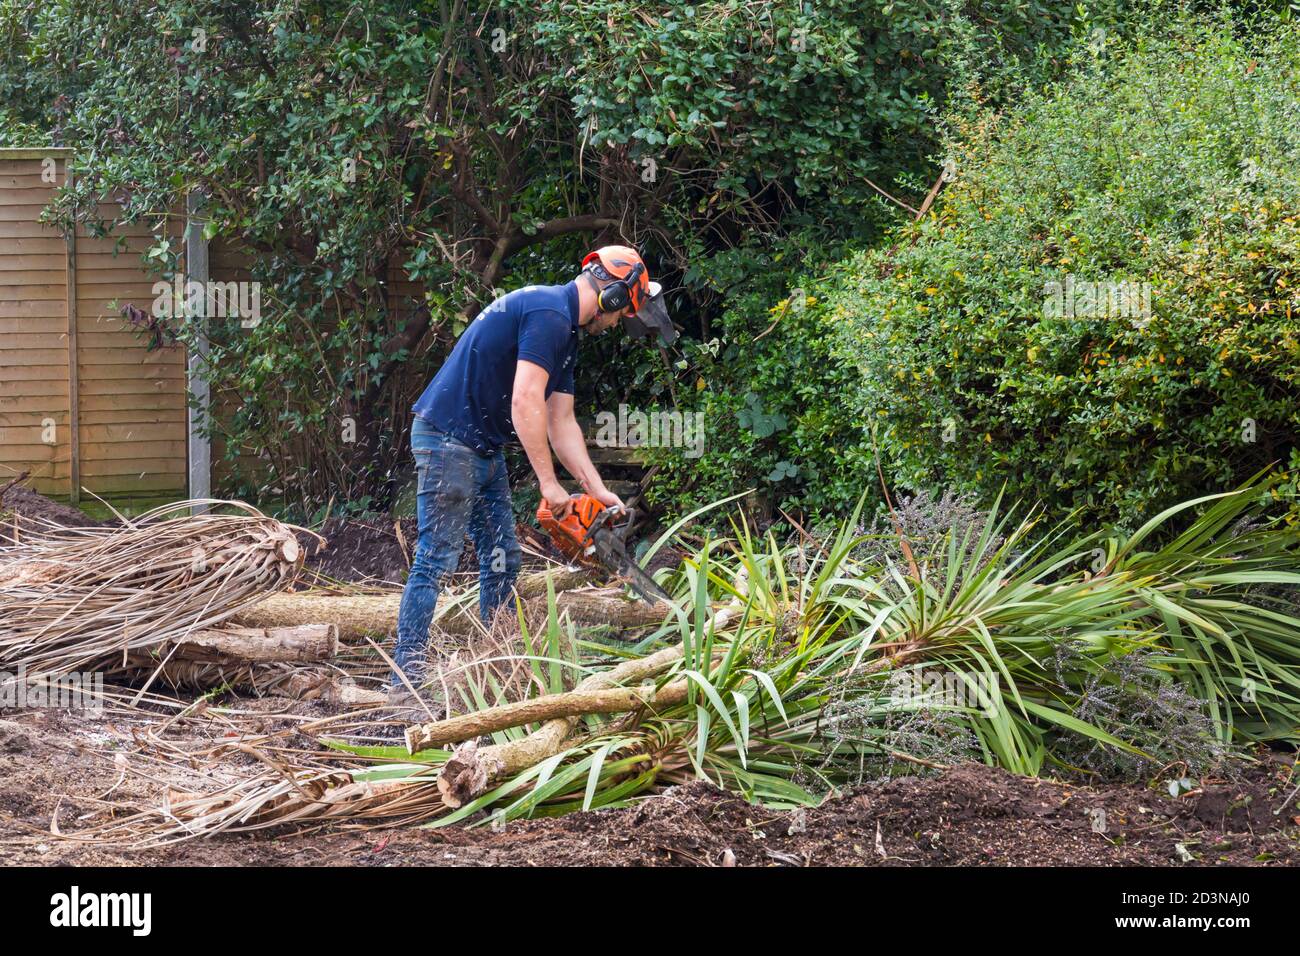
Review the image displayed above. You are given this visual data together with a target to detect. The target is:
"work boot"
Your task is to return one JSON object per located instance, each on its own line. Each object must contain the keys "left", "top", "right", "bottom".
{"left": 386, "top": 683, "right": 440, "bottom": 720}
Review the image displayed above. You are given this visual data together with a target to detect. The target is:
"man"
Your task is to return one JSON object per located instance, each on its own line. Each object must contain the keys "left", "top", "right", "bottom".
{"left": 389, "top": 245, "right": 676, "bottom": 705}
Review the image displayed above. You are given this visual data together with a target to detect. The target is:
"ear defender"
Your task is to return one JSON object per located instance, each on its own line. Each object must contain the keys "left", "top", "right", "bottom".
{"left": 595, "top": 262, "right": 644, "bottom": 315}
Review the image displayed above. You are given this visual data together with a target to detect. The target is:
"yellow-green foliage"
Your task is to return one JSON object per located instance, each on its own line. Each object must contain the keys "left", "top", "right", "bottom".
{"left": 825, "top": 19, "right": 1300, "bottom": 525}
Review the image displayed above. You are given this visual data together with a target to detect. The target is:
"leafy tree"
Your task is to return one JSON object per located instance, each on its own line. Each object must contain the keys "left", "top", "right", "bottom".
{"left": 0, "top": 0, "right": 1117, "bottom": 512}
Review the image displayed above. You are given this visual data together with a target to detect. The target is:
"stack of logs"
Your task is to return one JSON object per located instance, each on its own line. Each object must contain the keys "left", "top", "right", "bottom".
{"left": 0, "top": 496, "right": 668, "bottom": 706}
{"left": 154, "top": 568, "right": 669, "bottom": 704}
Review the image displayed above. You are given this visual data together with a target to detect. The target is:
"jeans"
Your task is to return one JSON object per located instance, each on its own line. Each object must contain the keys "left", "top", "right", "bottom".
{"left": 392, "top": 417, "right": 521, "bottom": 687}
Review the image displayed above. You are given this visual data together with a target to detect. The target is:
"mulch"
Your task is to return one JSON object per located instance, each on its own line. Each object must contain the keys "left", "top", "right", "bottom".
{"left": 337, "top": 760, "right": 1300, "bottom": 867}
{"left": 4, "top": 755, "right": 1295, "bottom": 867}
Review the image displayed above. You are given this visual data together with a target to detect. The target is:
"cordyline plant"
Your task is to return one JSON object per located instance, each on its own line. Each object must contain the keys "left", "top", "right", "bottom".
{"left": 68, "top": 480, "right": 1300, "bottom": 846}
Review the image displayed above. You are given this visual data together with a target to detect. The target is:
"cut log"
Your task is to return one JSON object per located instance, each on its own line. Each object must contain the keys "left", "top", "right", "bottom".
{"left": 431, "top": 568, "right": 611, "bottom": 635}
{"left": 231, "top": 590, "right": 486, "bottom": 640}
{"left": 228, "top": 567, "right": 653, "bottom": 640}
{"left": 406, "top": 678, "right": 688, "bottom": 752}
{"left": 231, "top": 592, "right": 402, "bottom": 640}
{"left": 554, "top": 587, "right": 671, "bottom": 626}
{"left": 432, "top": 586, "right": 670, "bottom": 637}
{"left": 257, "top": 666, "right": 387, "bottom": 705}
{"left": 435, "top": 643, "right": 686, "bottom": 806}
{"left": 331, "top": 683, "right": 389, "bottom": 706}
{"left": 514, "top": 566, "right": 599, "bottom": 598}
{"left": 106, "top": 623, "right": 380, "bottom": 703}
{"left": 276, "top": 537, "right": 302, "bottom": 564}
{"left": 113, "top": 624, "right": 337, "bottom": 674}
{"left": 115, "top": 657, "right": 385, "bottom": 706}
{"left": 155, "top": 624, "right": 338, "bottom": 663}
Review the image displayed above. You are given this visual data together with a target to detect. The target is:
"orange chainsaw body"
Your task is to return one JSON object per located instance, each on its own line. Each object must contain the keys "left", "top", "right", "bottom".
{"left": 536, "top": 493, "right": 608, "bottom": 566}
{"left": 536, "top": 494, "right": 671, "bottom": 603}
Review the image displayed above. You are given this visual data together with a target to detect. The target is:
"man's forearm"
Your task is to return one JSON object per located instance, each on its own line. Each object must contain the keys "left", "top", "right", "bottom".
{"left": 549, "top": 415, "right": 605, "bottom": 495}
{"left": 512, "top": 395, "right": 559, "bottom": 489}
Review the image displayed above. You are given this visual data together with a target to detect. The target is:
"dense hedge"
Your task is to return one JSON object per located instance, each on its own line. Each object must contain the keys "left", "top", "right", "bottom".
{"left": 645, "top": 237, "right": 873, "bottom": 517}
{"left": 652, "top": 18, "right": 1300, "bottom": 527}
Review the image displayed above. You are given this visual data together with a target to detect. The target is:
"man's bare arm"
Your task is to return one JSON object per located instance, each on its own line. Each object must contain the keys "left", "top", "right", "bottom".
{"left": 512, "top": 360, "right": 570, "bottom": 513}
{"left": 546, "top": 391, "right": 623, "bottom": 509}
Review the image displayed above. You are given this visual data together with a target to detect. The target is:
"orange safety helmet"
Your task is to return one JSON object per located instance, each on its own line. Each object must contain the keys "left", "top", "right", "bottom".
{"left": 581, "top": 246, "right": 651, "bottom": 312}
{"left": 580, "top": 245, "right": 677, "bottom": 345}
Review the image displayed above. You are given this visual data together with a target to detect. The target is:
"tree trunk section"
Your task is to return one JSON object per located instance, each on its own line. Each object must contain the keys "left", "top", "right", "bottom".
{"left": 434, "top": 595, "right": 747, "bottom": 806}
{"left": 228, "top": 567, "right": 657, "bottom": 641}
{"left": 435, "top": 643, "right": 686, "bottom": 806}
{"left": 231, "top": 593, "right": 402, "bottom": 640}
{"left": 406, "top": 679, "right": 689, "bottom": 751}
{"left": 139, "top": 624, "right": 338, "bottom": 663}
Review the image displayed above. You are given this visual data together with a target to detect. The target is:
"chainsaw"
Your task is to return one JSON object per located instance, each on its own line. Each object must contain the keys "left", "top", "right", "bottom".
{"left": 536, "top": 493, "right": 671, "bottom": 604}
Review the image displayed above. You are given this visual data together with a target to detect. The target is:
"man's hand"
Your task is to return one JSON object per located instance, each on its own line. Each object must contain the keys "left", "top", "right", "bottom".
{"left": 591, "top": 486, "right": 625, "bottom": 512}
{"left": 541, "top": 480, "right": 574, "bottom": 519}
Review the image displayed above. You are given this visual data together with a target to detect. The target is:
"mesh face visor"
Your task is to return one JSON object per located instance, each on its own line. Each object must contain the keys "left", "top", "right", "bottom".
{"left": 584, "top": 260, "right": 677, "bottom": 345}
{"left": 624, "top": 281, "right": 677, "bottom": 346}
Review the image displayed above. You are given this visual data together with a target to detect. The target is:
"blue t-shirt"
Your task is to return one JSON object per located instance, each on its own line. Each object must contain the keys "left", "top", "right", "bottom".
{"left": 412, "top": 282, "right": 579, "bottom": 455}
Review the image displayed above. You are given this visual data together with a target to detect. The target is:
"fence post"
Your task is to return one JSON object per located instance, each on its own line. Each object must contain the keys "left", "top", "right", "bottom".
{"left": 185, "top": 191, "right": 210, "bottom": 513}
{"left": 64, "top": 160, "right": 79, "bottom": 506}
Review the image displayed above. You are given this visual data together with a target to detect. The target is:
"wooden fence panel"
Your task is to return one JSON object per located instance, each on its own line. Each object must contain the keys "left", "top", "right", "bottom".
{"left": 0, "top": 149, "right": 190, "bottom": 503}
{"left": 0, "top": 154, "right": 71, "bottom": 496}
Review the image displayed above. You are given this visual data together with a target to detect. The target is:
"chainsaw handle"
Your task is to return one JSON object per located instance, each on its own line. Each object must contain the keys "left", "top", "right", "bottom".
{"left": 536, "top": 494, "right": 575, "bottom": 523}
{"left": 537, "top": 493, "right": 608, "bottom": 528}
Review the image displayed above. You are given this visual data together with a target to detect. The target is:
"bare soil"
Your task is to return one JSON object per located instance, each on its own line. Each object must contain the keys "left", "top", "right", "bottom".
{"left": 1, "top": 704, "right": 1296, "bottom": 867}
{"left": 301, "top": 515, "right": 422, "bottom": 584}
{"left": 0, "top": 482, "right": 103, "bottom": 534}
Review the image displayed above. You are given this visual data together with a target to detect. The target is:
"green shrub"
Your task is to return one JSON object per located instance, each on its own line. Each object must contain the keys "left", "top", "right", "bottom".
{"left": 658, "top": 17, "right": 1300, "bottom": 528}
{"left": 841, "top": 18, "right": 1300, "bottom": 525}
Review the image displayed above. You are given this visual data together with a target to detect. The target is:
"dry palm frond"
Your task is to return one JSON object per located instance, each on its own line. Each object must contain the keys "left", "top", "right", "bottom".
{"left": 42, "top": 737, "right": 442, "bottom": 848}
{"left": 0, "top": 500, "right": 316, "bottom": 682}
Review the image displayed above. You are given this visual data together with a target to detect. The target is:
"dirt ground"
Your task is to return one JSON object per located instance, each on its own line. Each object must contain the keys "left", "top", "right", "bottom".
{"left": 302, "top": 514, "right": 423, "bottom": 583}
{"left": 1, "top": 703, "right": 1297, "bottom": 867}
{"left": 0, "top": 482, "right": 103, "bottom": 533}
